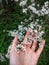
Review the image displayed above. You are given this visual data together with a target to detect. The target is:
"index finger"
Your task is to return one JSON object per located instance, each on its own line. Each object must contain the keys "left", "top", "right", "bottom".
{"left": 12, "top": 37, "right": 18, "bottom": 48}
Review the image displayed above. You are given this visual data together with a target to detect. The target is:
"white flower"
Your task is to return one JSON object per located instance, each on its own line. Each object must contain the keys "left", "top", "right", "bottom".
{"left": 30, "top": 23, "right": 34, "bottom": 29}
{"left": 28, "top": 5, "right": 36, "bottom": 13}
{"left": 38, "top": 13, "right": 41, "bottom": 16}
{"left": 38, "top": 31, "right": 44, "bottom": 38}
{"left": 23, "top": 27, "right": 28, "bottom": 31}
{"left": 44, "top": 1, "right": 49, "bottom": 7}
{"left": 19, "top": 32, "right": 23, "bottom": 36}
{"left": 41, "top": 7, "right": 46, "bottom": 12}
{"left": 36, "top": 19, "right": 39, "bottom": 22}
{"left": 14, "top": 0, "right": 18, "bottom": 2}
{"left": 8, "top": 30, "right": 19, "bottom": 37}
{"left": 5, "top": 53, "right": 9, "bottom": 59}
{"left": 41, "top": 31, "right": 45, "bottom": 35}
{"left": 34, "top": 30, "right": 38, "bottom": 33}
{"left": 24, "top": 19, "right": 28, "bottom": 22}
{"left": 29, "top": 15, "right": 33, "bottom": 20}
{"left": 10, "top": 31, "right": 16, "bottom": 37}
{"left": 21, "top": 21, "right": 23, "bottom": 24}
{"left": 3, "top": 29, "right": 5, "bottom": 32}
{"left": 20, "top": 1, "right": 27, "bottom": 7}
{"left": 5, "top": 45, "right": 12, "bottom": 59}
{"left": 35, "top": 11, "right": 40, "bottom": 16}
{"left": 37, "top": 4, "right": 40, "bottom": 7}
{"left": 23, "top": 8, "right": 27, "bottom": 13}
{"left": 32, "top": 3, "right": 35, "bottom": 6}
{"left": 18, "top": 25, "right": 23, "bottom": 31}
{"left": 45, "top": 10, "right": 48, "bottom": 15}
{"left": 0, "top": 53, "right": 6, "bottom": 62}
{"left": 40, "top": 11, "right": 45, "bottom": 16}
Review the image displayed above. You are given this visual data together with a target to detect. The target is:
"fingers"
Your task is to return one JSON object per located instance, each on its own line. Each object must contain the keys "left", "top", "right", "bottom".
{"left": 22, "top": 29, "right": 36, "bottom": 48}
{"left": 36, "top": 40, "right": 45, "bottom": 56}
{"left": 21, "top": 29, "right": 30, "bottom": 47}
{"left": 24, "top": 29, "right": 30, "bottom": 39}
{"left": 12, "top": 37, "right": 18, "bottom": 48}
{"left": 31, "top": 39, "right": 37, "bottom": 51}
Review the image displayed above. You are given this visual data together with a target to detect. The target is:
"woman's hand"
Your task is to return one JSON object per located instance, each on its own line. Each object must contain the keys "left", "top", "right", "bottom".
{"left": 10, "top": 30, "right": 45, "bottom": 65}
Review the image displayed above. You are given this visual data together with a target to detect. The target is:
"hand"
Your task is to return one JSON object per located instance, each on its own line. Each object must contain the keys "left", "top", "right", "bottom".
{"left": 19, "top": 30, "right": 45, "bottom": 65}
{"left": 10, "top": 30, "right": 45, "bottom": 65}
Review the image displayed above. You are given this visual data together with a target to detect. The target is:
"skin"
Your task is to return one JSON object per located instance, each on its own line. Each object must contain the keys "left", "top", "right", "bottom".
{"left": 10, "top": 30, "right": 45, "bottom": 65}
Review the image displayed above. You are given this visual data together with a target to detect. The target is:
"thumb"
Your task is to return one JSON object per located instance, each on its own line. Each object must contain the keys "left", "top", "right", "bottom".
{"left": 12, "top": 37, "right": 18, "bottom": 48}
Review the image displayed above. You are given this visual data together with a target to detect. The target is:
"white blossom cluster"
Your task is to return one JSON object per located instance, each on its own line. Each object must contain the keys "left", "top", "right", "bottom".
{"left": 19, "top": 0, "right": 27, "bottom": 7}
{"left": 7, "top": 23, "right": 27, "bottom": 42}
{"left": 22, "top": 1, "right": 49, "bottom": 16}
{"left": 7, "top": 21, "right": 45, "bottom": 42}
{"left": 19, "top": 0, "right": 35, "bottom": 7}
{"left": 5, "top": 21, "right": 45, "bottom": 59}
{"left": 28, "top": 22, "right": 45, "bottom": 42}
{"left": 0, "top": 53, "right": 6, "bottom": 62}
{"left": 23, "top": 8, "right": 27, "bottom": 13}
{"left": 14, "top": 0, "right": 49, "bottom": 16}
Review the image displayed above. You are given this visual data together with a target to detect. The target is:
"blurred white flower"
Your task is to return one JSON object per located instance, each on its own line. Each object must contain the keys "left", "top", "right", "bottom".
{"left": 40, "top": 11, "right": 45, "bottom": 16}
{"left": 28, "top": 5, "right": 36, "bottom": 13}
{"left": 24, "top": 19, "right": 28, "bottom": 22}
{"left": 44, "top": 1, "right": 49, "bottom": 7}
{"left": 45, "top": 10, "right": 48, "bottom": 15}
{"left": 32, "top": 3, "right": 35, "bottom": 6}
{"left": 20, "top": 0, "right": 27, "bottom": 7}
{"left": 23, "top": 27, "right": 28, "bottom": 31}
{"left": 36, "top": 19, "right": 39, "bottom": 22}
{"left": 23, "top": 8, "right": 27, "bottom": 13}
{"left": 35, "top": 11, "right": 40, "bottom": 16}
{"left": 34, "top": 30, "right": 38, "bottom": 33}
{"left": 5, "top": 45, "right": 12, "bottom": 59}
{"left": 3, "top": 29, "right": 6, "bottom": 32}
{"left": 0, "top": 53, "right": 6, "bottom": 62}
{"left": 41, "top": 7, "right": 46, "bottom": 12}
{"left": 18, "top": 25, "right": 23, "bottom": 31}
{"left": 22, "top": 1, "right": 49, "bottom": 16}
{"left": 29, "top": 23, "right": 34, "bottom": 29}
{"left": 37, "top": 4, "right": 40, "bottom": 7}
{"left": 29, "top": 15, "right": 33, "bottom": 20}
{"left": 14, "top": 0, "right": 19, "bottom": 2}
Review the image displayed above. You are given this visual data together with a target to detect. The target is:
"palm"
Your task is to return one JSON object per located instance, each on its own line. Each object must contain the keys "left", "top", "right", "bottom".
{"left": 20, "top": 47, "right": 39, "bottom": 65}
